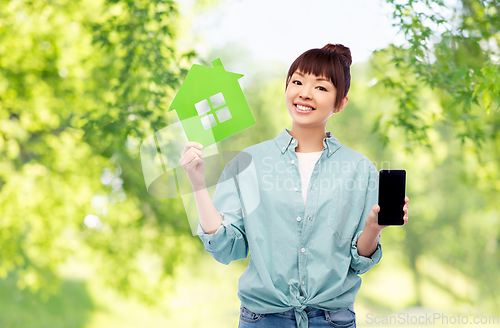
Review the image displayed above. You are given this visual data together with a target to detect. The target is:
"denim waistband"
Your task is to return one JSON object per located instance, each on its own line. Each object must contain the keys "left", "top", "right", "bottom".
{"left": 280, "top": 306, "right": 324, "bottom": 316}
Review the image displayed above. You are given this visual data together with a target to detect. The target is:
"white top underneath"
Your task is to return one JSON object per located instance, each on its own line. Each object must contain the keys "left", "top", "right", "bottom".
{"left": 295, "top": 151, "right": 323, "bottom": 207}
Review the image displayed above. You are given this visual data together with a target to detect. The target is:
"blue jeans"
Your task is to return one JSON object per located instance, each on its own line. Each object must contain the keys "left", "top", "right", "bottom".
{"left": 238, "top": 305, "right": 356, "bottom": 328}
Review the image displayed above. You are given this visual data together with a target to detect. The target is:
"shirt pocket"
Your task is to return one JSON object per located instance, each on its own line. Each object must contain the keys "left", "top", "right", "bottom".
{"left": 328, "top": 189, "right": 363, "bottom": 240}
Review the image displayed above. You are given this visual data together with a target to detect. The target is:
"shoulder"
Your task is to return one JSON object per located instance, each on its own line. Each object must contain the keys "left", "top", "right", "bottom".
{"left": 242, "top": 139, "right": 274, "bottom": 154}
{"left": 225, "top": 139, "right": 274, "bottom": 169}
{"left": 338, "top": 144, "right": 378, "bottom": 174}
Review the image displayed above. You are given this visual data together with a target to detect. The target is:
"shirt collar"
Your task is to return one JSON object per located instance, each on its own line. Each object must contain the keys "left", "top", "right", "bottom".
{"left": 274, "top": 128, "right": 341, "bottom": 157}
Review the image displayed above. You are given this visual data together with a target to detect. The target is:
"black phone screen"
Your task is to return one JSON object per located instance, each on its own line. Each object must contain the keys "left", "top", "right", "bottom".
{"left": 378, "top": 169, "right": 406, "bottom": 226}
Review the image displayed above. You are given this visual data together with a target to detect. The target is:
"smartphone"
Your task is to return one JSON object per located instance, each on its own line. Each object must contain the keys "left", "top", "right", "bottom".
{"left": 378, "top": 169, "right": 406, "bottom": 226}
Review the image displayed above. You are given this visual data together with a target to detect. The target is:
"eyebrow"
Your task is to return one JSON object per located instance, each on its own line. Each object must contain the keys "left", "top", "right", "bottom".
{"left": 295, "top": 72, "right": 331, "bottom": 83}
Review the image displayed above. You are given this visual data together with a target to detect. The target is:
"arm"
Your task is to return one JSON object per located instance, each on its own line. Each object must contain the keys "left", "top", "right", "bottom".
{"left": 180, "top": 141, "right": 222, "bottom": 234}
{"left": 350, "top": 162, "right": 410, "bottom": 273}
{"left": 179, "top": 142, "right": 249, "bottom": 264}
{"left": 349, "top": 162, "right": 381, "bottom": 275}
{"left": 193, "top": 183, "right": 223, "bottom": 234}
{"left": 357, "top": 195, "right": 409, "bottom": 256}
{"left": 356, "top": 223, "right": 382, "bottom": 257}
{"left": 195, "top": 162, "right": 249, "bottom": 265}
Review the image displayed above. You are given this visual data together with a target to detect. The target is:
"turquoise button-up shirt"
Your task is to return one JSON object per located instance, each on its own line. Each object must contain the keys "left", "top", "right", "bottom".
{"left": 197, "top": 128, "right": 382, "bottom": 328}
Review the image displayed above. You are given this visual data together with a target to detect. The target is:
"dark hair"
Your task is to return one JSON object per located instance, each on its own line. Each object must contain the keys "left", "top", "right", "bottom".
{"left": 286, "top": 44, "right": 352, "bottom": 109}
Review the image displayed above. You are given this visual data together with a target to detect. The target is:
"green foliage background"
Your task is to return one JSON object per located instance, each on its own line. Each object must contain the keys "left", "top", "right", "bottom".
{"left": 0, "top": 0, "right": 199, "bottom": 306}
{"left": 0, "top": 0, "right": 499, "bottom": 326}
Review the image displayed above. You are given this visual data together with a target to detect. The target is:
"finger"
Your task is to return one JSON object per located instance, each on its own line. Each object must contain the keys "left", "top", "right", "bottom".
{"left": 180, "top": 146, "right": 203, "bottom": 165}
{"left": 405, "top": 195, "right": 409, "bottom": 203}
{"left": 188, "top": 146, "right": 203, "bottom": 159}
{"left": 187, "top": 156, "right": 203, "bottom": 170}
{"left": 180, "top": 150, "right": 201, "bottom": 167}
{"left": 186, "top": 156, "right": 203, "bottom": 172}
{"left": 182, "top": 142, "right": 203, "bottom": 156}
{"left": 379, "top": 224, "right": 389, "bottom": 229}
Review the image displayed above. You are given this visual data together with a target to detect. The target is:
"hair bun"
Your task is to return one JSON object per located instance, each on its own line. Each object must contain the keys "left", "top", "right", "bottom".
{"left": 322, "top": 43, "right": 352, "bottom": 67}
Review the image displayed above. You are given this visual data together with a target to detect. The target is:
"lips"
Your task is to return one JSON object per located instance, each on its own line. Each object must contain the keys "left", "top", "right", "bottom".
{"left": 294, "top": 103, "right": 316, "bottom": 115}
{"left": 296, "top": 105, "right": 314, "bottom": 111}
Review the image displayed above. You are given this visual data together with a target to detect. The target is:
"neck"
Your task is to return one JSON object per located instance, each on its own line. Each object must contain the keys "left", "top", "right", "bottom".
{"left": 289, "top": 123, "right": 328, "bottom": 153}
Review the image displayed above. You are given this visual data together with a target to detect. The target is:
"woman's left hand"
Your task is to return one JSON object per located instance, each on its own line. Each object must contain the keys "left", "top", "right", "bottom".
{"left": 366, "top": 195, "right": 409, "bottom": 231}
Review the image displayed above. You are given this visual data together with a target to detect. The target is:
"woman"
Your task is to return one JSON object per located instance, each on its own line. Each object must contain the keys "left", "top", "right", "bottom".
{"left": 179, "top": 44, "right": 409, "bottom": 328}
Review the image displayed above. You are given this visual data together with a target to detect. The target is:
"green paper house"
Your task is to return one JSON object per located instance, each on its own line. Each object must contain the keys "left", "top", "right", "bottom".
{"left": 167, "top": 58, "right": 256, "bottom": 147}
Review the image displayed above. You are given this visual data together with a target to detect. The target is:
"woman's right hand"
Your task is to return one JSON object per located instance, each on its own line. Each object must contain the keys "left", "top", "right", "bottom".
{"left": 179, "top": 142, "right": 205, "bottom": 188}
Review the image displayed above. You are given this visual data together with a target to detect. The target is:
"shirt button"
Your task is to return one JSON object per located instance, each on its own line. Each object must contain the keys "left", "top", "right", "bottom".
{"left": 291, "top": 140, "right": 296, "bottom": 143}
{"left": 293, "top": 187, "right": 298, "bottom": 192}
{"left": 311, "top": 187, "right": 314, "bottom": 192}
{"left": 282, "top": 147, "right": 286, "bottom": 151}
{"left": 297, "top": 216, "right": 301, "bottom": 222}
{"left": 302, "top": 280, "right": 305, "bottom": 285}
{"left": 308, "top": 215, "right": 311, "bottom": 220}
{"left": 329, "top": 150, "right": 332, "bottom": 154}
{"left": 291, "top": 160, "right": 295, "bottom": 164}
{"left": 301, "top": 247, "right": 305, "bottom": 253}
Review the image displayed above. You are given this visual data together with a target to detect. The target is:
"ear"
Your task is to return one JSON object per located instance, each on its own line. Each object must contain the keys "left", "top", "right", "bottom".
{"left": 334, "top": 96, "right": 349, "bottom": 114}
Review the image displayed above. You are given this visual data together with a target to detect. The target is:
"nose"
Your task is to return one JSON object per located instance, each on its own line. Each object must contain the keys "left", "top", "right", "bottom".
{"left": 299, "top": 86, "right": 313, "bottom": 100}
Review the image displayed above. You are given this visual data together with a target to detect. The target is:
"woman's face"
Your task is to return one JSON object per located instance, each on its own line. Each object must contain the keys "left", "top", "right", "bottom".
{"left": 285, "top": 70, "right": 341, "bottom": 126}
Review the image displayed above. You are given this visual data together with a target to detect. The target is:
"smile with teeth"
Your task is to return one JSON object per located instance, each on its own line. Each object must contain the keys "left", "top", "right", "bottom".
{"left": 295, "top": 104, "right": 315, "bottom": 111}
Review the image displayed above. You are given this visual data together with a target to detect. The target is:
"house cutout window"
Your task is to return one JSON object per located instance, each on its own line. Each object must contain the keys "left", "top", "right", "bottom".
{"left": 194, "top": 92, "right": 232, "bottom": 130}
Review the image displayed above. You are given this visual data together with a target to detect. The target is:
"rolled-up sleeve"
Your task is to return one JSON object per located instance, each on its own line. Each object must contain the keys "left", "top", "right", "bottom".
{"left": 350, "top": 162, "right": 382, "bottom": 274}
{"left": 197, "top": 161, "right": 249, "bottom": 265}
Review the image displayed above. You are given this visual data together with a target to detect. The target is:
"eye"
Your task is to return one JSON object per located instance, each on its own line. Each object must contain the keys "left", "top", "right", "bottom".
{"left": 292, "top": 80, "right": 302, "bottom": 85}
{"left": 317, "top": 86, "right": 327, "bottom": 91}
